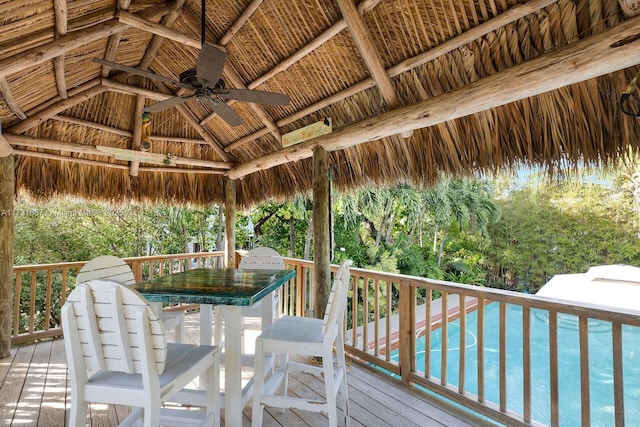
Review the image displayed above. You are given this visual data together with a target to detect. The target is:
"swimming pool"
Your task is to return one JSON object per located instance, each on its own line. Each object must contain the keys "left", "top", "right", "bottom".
{"left": 391, "top": 303, "right": 640, "bottom": 426}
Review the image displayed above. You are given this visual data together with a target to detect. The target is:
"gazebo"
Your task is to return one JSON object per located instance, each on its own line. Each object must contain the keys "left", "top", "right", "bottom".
{"left": 1, "top": 0, "right": 640, "bottom": 361}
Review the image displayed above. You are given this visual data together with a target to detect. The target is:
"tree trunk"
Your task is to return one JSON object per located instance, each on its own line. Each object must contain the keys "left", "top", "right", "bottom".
{"left": 216, "top": 206, "right": 224, "bottom": 268}
{"left": 289, "top": 216, "right": 295, "bottom": 257}
{"left": 304, "top": 217, "right": 313, "bottom": 260}
{"left": 432, "top": 224, "right": 439, "bottom": 253}
{"left": 437, "top": 228, "right": 448, "bottom": 267}
{"left": 224, "top": 178, "right": 236, "bottom": 268}
{"left": 0, "top": 155, "right": 14, "bottom": 358}
{"left": 374, "top": 214, "right": 386, "bottom": 247}
{"left": 385, "top": 211, "right": 396, "bottom": 244}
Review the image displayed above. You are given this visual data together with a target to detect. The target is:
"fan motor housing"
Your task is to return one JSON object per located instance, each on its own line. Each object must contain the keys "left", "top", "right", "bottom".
{"left": 179, "top": 68, "right": 225, "bottom": 89}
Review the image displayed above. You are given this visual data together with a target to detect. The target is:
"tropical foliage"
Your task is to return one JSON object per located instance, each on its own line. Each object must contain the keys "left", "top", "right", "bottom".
{"left": 12, "top": 165, "right": 640, "bottom": 297}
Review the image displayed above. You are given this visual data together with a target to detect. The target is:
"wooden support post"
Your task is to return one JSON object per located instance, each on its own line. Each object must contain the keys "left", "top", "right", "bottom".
{"left": 224, "top": 178, "right": 236, "bottom": 268}
{"left": 398, "top": 281, "right": 415, "bottom": 385}
{"left": 0, "top": 125, "right": 14, "bottom": 358}
{"left": 313, "top": 146, "right": 330, "bottom": 319}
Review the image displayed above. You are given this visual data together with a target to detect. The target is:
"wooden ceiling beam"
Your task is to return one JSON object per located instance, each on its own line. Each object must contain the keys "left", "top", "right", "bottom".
{"left": 53, "top": 114, "right": 207, "bottom": 144}
{"left": 246, "top": 0, "right": 382, "bottom": 90}
{"left": 337, "top": 0, "right": 399, "bottom": 109}
{"left": 7, "top": 79, "right": 106, "bottom": 134}
{"left": 225, "top": 0, "right": 557, "bottom": 152}
{"left": 218, "top": 0, "right": 265, "bottom": 46}
{"left": 4, "top": 133, "right": 232, "bottom": 170}
{"left": 337, "top": 0, "right": 411, "bottom": 138}
{"left": 0, "top": 78, "right": 26, "bottom": 120}
{"left": 138, "top": 0, "right": 187, "bottom": 70}
{"left": 117, "top": 10, "right": 210, "bottom": 50}
{"left": 128, "top": 95, "right": 146, "bottom": 176}
{"left": 53, "top": 0, "right": 68, "bottom": 98}
{"left": 12, "top": 148, "right": 225, "bottom": 174}
{"left": 227, "top": 15, "right": 640, "bottom": 179}
{"left": 99, "top": 1, "right": 133, "bottom": 78}
{"left": 0, "top": 2, "right": 178, "bottom": 79}
{"left": 0, "top": 125, "right": 13, "bottom": 157}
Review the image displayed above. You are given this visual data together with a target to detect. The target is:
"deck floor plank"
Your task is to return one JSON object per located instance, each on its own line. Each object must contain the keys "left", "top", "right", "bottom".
{"left": 0, "top": 343, "right": 35, "bottom": 426}
{"left": 37, "top": 339, "right": 67, "bottom": 427}
{"left": 0, "top": 316, "right": 488, "bottom": 427}
{"left": 14, "top": 338, "right": 50, "bottom": 426}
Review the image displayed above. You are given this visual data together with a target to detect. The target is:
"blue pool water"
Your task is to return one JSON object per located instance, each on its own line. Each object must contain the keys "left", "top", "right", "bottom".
{"left": 392, "top": 303, "right": 640, "bottom": 426}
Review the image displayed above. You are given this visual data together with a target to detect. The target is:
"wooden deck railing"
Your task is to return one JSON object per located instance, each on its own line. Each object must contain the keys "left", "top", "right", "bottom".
{"left": 10, "top": 251, "right": 225, "bottom": 344}
{"left": 11, "top": 253, "right": 640, "bottom": 426}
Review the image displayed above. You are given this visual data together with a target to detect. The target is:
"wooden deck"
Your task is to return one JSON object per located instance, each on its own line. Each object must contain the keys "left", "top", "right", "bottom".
{"left": 0, "top": 314, "right": 495, "bottom": 427}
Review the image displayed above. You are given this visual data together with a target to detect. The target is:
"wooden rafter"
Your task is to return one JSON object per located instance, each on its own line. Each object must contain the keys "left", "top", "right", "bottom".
{"left": 224, "top": 0, "right": 558, "bottom": 152}
{"left": 52, "top": 115, "right": 206, "bottom": 144}
{"left": 0, "top": 128, "right": 13, "bottom": 157}
{"left": 0, "top": 4, "right": 177, "bottom": 80}
{"left": 53, "top": 0, "right": 68, "bottom": 98}
{"left": 246, "top": 0, "right": 382, "bottom": 90}
{"left": 99, "top": 0, "right": 131, "bottom": 78}
{"left": 227, "top": 15, "right": 640, "bottom": 179}
{"left": 3, "top": 133, "right": 232, "bottom": 170}
{"left": 129, "top": 96, "right": 146, "bottom": 177}
{"left": 138, "top": 0, "right": 187, "bottom": 70}
{"left": 7, "top": 79, "right": 106, "bottom": 134}
{"left": 201, "top": 0, "right": 382, "bottom": 127}
{"left": 337, "top": 0, "right": 411, "bottom": 138}
{"left": 218, "top": 0, "right": 265, "bottom": 46}
{"left": 0, "top": 78, "right": 26, "bottom": 120}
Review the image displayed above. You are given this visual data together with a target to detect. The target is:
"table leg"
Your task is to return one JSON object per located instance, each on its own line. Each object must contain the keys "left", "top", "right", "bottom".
{"left": 224, "top": 305, "right": 242, "bottom": 427}
{"left": 198, "top": 304, "right": 214, "bottom": 389}
{"left": 200, "top": 304, "right": 213, "bottom": 345}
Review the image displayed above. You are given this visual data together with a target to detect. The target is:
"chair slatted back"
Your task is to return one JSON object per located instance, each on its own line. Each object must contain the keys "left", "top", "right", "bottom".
{"left": 77, "top": 255, "right": 136, "bottom": 286}
{"left": 239, "top": 247, "right": 285, "bottom": 270}
{"left": 322, "top": 260, "right": 352, "bottom": 336}
{"left": 62, "top": 280, "right": 167, "bottom": 375}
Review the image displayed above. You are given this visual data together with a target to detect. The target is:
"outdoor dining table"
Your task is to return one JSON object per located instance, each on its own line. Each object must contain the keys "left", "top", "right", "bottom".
{"left": 133, "top": 267, "right": 296, "bottom": 426}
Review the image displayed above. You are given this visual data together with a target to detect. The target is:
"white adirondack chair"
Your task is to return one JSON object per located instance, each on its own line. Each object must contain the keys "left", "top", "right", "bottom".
{"left": 62, "top": 280, "right": 220, "bottom": 427}
{"left": 251, "top": 260, "right": 352, "bottom": 427}
{"left": 214, "top": 247, "right": 285, "bottom": 348}
{"left": 77, "top": 255, "right": 185, "bottom": 342}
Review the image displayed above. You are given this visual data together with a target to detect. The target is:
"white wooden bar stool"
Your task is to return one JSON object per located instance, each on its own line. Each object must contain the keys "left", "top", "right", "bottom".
{"left": 251, "top": 260, "right": 352, "bottom": 427}
{"left": 62, "top": 280, "right": 220, "bottom": 427}
{"left": 77, "top": 255, "right": 185, "bottom": 342}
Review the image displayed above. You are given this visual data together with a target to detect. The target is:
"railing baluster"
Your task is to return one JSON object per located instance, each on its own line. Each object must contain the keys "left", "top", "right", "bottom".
{"left": 374, "top": 278, "right": 380, "bottom": 357}
{"left": 385, "top": 281, "right": 391, "bottom": 361}
{"left": 477, "top": 297, "right": 485, "bottom": 403}
{"left": 523, "top": 305, "right": 531, "bottom": 423}
{"left": 13, "top": 272, "right": 21, "bottom": 337}
{"left": 549, "top": 311, "right": 559, "bottom": 427}
{"left": 29, "top": 270, "right": 36, "bottom": 334}
{"left": 44, "top": 270, "right": 52, "bottom": 331}
{"left": 352, "top": 274, "right": 359, "bottom": 350}
{"left": 363, "top": 275, "right": 369, "bottom": 354}
{"left": 612, "top": 322, "right": 624, "bottom": 427}
{"left": 579, "top": 316, "right": 590, "bottom": 427}
{"left": 499, "top": 302, "right": 506, "bottom": 413}
{"left": 424, "top": 287, "right": 432, "bottom": 378}
{"left": 441, "top": 292, "right": 448, "bottom": 386}
{"left": 458, "top": 294, "right": 466, "bottom": 393}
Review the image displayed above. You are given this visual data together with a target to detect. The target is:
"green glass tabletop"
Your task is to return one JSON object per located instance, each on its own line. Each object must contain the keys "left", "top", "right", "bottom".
{"left": 133, "top": 267, "right": 296, "bottom": 306}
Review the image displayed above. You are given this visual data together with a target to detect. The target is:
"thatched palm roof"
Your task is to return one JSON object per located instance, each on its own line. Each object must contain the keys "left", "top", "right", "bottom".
{"left": 1, "top": 0, "right": 640, "bottom": 207}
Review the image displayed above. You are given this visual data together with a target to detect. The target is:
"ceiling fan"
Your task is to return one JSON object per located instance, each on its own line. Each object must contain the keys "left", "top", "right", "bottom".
{"left": 92, "top": 2, "right": 289, "bottom": 126}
